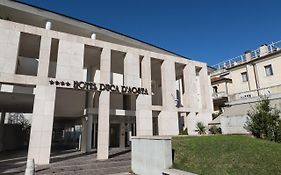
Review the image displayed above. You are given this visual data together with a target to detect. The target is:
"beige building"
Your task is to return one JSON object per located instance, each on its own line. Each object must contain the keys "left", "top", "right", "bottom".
{"left": 210, "top": 40, "right": 281, "bottom": 133}
{"left": 0, "top": 0, "right": 213, "bottom": 165}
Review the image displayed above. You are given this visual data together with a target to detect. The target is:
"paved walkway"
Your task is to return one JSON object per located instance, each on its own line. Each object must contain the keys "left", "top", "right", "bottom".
{"left": 0, "top": 148, "right": 131, "bottom": 175}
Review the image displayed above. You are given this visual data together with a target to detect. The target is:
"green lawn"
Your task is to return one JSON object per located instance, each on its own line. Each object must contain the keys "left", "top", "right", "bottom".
{"left": 172, "top": 135, "right": 281, "bottom": 175}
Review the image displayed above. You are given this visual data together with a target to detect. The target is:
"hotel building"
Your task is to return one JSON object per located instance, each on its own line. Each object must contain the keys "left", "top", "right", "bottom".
{"left": 0, "top": 0, "right": 213, "bottom": 165}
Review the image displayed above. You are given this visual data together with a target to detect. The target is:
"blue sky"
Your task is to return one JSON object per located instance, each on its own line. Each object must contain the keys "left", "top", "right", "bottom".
{"left": 18, "top": 0, "right": 281, "bottom": 66}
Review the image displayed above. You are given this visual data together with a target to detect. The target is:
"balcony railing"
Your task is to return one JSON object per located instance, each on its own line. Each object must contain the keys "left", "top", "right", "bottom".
{"left": 212, "top": 91, "right": 228, "bottom": 99}
{"left": 212, "top": 40, "right": 281, "bottom": 70}
{"left": 228, "top": 84, "right": 281, "bottom": 101}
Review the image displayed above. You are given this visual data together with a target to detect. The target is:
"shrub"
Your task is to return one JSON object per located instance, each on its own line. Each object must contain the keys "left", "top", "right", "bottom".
{"left": 196, "top": 122, "right": 206, "bottom": 135}
{"left": 179, "top": 128, "right": 188, "bottom": 135}
{"left": 209, "top": 125, "right": 222, "bottom": 134}
{"left": 212, "top": 112, "right": 221, "bottom": 120}
{"left": 244, "top": 97, "right": 281, "bottom": 142}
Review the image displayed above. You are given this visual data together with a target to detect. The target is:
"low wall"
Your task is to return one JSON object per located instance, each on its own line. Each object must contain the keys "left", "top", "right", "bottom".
{"left": 131, "top": 136, "right": 172, "bottom": 175}
{"left": 221, "top": 115, "right": 249, "bottom": 134}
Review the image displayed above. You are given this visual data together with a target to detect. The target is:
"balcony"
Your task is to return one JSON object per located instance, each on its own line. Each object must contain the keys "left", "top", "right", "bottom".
{"left": 228, "top": 84, "right": 281, "bottom": 102}
{"left": 212, "top": 91, "right": 228, "bottom": 100}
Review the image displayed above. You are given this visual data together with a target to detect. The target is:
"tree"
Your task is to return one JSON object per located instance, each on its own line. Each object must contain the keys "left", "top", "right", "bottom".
{"left": 244, "top": 97, "right": 281, "bottom": 142}
{"left": 8, "top": 113, "right": 31, "bottom": 131}
{"left": 196, "top": 122, "right": 206, "bottom": 135}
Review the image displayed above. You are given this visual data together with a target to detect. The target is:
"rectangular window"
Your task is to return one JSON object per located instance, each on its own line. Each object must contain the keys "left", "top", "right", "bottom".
{"left": 264, "top": 64, "right": 273, "bottom": 76}
{"left": 241, "top": 72, "right": 248, "bottom": 82}
{"left": 16, "top": 32, "right": 41, "bottom": 76}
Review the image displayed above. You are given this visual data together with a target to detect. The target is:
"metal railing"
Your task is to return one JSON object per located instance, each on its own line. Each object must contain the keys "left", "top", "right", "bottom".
{"left": 227, "top": 84, "right": 281, "bottom": 101}
{"left": 212, "top": 40, "right": 281, "bottom": 70}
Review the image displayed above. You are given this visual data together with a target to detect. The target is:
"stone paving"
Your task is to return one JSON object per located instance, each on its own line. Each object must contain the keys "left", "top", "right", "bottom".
{"left": 0, "top": 148, "right": 131, "bottom": 175}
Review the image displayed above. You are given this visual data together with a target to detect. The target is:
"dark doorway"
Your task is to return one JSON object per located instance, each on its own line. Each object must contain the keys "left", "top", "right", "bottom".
{"left": 110, "top": 124, "right": 120, "bottom": 147}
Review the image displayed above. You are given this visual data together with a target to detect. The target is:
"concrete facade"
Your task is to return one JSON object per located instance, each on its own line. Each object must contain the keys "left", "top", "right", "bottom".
{"left": 0, "top": 0, "right": 213, "bottom": 165}
{"left": 211, "top": 41, "right": 281, "bottom": 134}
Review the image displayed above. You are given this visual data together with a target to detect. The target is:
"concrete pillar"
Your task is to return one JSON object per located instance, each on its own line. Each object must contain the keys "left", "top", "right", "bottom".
{"left": 91, "top": 33, "right": 96, "bottom": 40}
{"left": 244, "top": 50, "right": 251, "bottom": 62}
{"left": 246, "top": 64, "right": 257, "bottom": 91}
{"left": 260, "top": 44, "right": 269, "bottom": 57}
{"left": 45, "top": 21, "right": 52, "bottom": 30}
{"left": 0, "top": 112, "right": 6, "bottom": 151}
{"left": 183, "top": 64, "right": 198, "bottom": 110}
{"left": 124, "top": 52, "right": 140, "bottom": 110}
{"left": 97, "top": 48, "right": 111, "bottom": 160}
{"left": 81, "top": 112, "right": 93, "bottom": 152}
{"left": 136, "top": 56, "right": 153, "bottom": 136}
{"left": 37, "top": 36, "right": 52, "bottom": 77}
{"left": 198, "top": 66, "right": 213, "bottom": 126}
{"left": 199, "top": 66, "right": 213, "bottom": 112}
{"left": 158, "top": 59, "right": 178, "bottom": 135}
{"left": 119, "top": 123, "right": 126, "bottom": 148}
{"left": 186, "top": 112, "right": 198, "bottom": 135}
{"left": 27, "top": 85, "right": 56, "bottom": 165}
{"left": 0, "top": 28, "right": 20, "bottom": 74}
{"left": 56, "top": 40, "right": 84, "bottom": 81}
{"left": 81, "top": 67, "right": 95, "bottom": 152}
{"left": 93, "top": 122, "right": 96, "bottom": 148}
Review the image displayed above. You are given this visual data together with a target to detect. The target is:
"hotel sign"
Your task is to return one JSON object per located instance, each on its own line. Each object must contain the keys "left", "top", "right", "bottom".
{"left": 49, "top": 80, "right": 149, "bottom": 95}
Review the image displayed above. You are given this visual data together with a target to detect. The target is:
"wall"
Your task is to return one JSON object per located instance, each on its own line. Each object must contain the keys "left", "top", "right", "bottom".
{"left": 221, "top": 115, "right": 248, "bottom": 134}
{"left": 255, "top": 54, "right": 281, "bottom": 89}
{"left": 131, "top": 136, "right": 172, "bottom": 175}
{"left": 228, "top": 67, "right": 249, "bottom": 95}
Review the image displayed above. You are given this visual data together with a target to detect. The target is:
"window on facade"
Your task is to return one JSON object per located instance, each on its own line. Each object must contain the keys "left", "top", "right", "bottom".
{"left": 241, "top": 72, "right": 248, "bottom": 82}
{"left": 264, "top": 64, "right": 273, "bottom": 76}
{"left": 16, "top": 32, "right": 41, "bottom": 76}
{"left": 213, "top": 86, "right": 218, "bottom": 93}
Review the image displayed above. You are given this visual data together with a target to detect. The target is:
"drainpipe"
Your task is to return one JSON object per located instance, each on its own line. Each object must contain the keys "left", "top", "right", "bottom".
{"left": 252, "top": 63, "right": 260, "bottom": 96}
{"left": 245, "top": 65, "right": 251, "bottom": 91}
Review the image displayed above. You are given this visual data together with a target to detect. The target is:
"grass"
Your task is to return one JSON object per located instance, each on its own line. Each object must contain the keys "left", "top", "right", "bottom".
{"left": 172, "top": 135, "right": 281, "bottom": 175}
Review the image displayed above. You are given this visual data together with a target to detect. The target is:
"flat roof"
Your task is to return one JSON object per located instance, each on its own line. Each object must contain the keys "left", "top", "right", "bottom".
{"left": 5, "top": 0, "right": 190, "bottom": 60}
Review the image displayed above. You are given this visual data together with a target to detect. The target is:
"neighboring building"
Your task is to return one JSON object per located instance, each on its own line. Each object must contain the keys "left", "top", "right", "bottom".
{"left": 0, "top": 1, "right": 213, "bottom": 165}
{"left": 210, "top": 40, "right": 281, "bottom": 134}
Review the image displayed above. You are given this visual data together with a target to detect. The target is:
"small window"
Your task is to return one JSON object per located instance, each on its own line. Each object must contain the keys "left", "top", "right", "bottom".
{"left": 264, "top": 64, "right": 273, "bottom": 76}
{"left": 213, "top": 86, "right": 218, "bottom": 93}
{"left": 241, "top": 72, "right": 248, "bottom": 82}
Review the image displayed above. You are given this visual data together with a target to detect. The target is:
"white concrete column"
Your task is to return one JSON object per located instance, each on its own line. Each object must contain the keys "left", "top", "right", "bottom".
{"left": 260, "top": 44, "right": 269, "bottom": 57}
{"left": 158, "top": 59, "right": 178, "bottom": 135}
{"left": 246, "top": 64, "right": 257, "bottom": 91}
{"left": 124, "top": 52, "right": 140, "bottom": 110}
{"left": 45, "top": 21, "right": 52, "bottom": 30}
{"left": 93, "top": 122, "right": 96, "bottom": 148}
{"left": 81, "top": 67, "right": 95, "bottom": 152}
{"left": 0, "top": 112, "right": 6, "bottom": 151}
{"left": 136, "top": 56, "right": 153, "bottom": 136}
{"left": 37, "top": 36, "right": 52, "bottom": 77}
{"left": 56, "top": 40, "right": 84, "bottom": 81}
{"left": 97, "top": 47, "right": 111, "bottom": 160}
{"left": 81, "top": 111, "right": 93, "bottom": 152}
{"left": 0, "top": 28, "right": 20, "bottom": 74}
{"left": 198, "top": 65, "right": 213, "bottom": 126}
{"left": 27, "top": 85, "right": 56, "bottom": 165}
{"left": 199, "top": 66, "right": 213, "bottom": 112}
{"left": 91, "top": 33, "right": 96, "bottom": 40}
{"left": 183, "top": 64, "right": 198, "bottom": 110}
{"left": 119, "top": 123, "right": 126, "bottom": 148}
{"left": 186, "top": 112, "right": 198, "bottom": 135}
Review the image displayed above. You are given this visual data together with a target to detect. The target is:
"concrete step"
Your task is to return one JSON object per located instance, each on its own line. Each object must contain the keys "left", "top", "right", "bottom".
{"left": 51, "top": 156, "right": 130, "bottom": 167}
{"left": 37, "top": 165, "right": 131, "bottom": 175}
